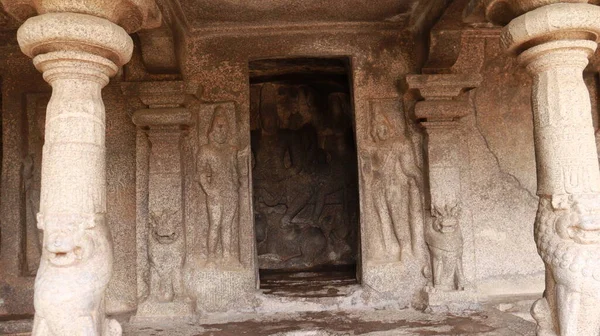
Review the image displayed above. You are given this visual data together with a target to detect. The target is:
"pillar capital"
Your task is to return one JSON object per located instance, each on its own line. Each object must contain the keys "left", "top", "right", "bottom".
{"left": 132, "top": 108, "right": 194, "bottom": 130}
{"left": 407, "top": 74, "right": 482, "bottom": 123}
{"left": 17, "top": 12, "right": 133, "bottom": 67}
{"left": 500, "top": 3, "right": 600, "bottom": 55}
{"left": 121, "top": 80, "right": 201, "bottom": 109}
{"left": 1, "top": 0, "right": 161, "bottom": 33}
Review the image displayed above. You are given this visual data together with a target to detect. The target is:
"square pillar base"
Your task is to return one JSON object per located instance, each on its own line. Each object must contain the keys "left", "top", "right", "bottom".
{"left": 132, "top": 300, "right": 194, "bottom": 322}
{"left": 421, "top": 287, "right": 480, "bottom": 313}
{"left": 185, "top": 267, "right": 256, "bottom": 313}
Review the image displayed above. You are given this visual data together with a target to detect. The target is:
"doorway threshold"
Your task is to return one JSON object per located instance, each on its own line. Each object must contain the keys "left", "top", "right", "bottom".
{"left": 259, "top": 265, "right": 357, "bottom": 298}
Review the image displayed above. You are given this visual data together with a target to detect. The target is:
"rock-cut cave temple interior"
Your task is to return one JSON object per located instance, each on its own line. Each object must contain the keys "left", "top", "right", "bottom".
{"left": 3, "top": 0, "right": 600, "bottom": 335}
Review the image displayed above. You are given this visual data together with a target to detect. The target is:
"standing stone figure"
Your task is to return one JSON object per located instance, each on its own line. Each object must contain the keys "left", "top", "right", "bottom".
{"left": 361, "top": 108, "right": 421, "bottom": 263}
{"left": 425, "top": 204, "right": 465, "bottom": 291}
{"left": 252, "top": 84, "right": 316, "bottom": 229}
{"left": 197, "top": 106, "right": 246, "bottom": 265}
{"left": 32, "top": 213, "right": 121, "bottom": 335}
{"left": 531, "top": 195, "right": 600, "bottom": 336}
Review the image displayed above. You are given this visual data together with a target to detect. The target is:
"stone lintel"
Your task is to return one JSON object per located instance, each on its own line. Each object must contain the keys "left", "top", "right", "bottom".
{"left": 132, "top": 108, "right": 194, "bottom": 128}
{"left": 416, "top": 101, "right": 471, "bottom": 122}
{"left": 407, "top": 74, "right": 482, "bottom": 100}
{"left": 122, "top": 81, "right": 200, "bottom": 108}
{"left": 1, "top": 0, "right": 162, "bottom": 33}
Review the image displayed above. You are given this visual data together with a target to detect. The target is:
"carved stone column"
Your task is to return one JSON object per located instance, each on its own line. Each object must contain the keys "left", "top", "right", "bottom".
{"left": 124, "top": 81, "right": 197, "bottom": 321}
{"left": 408, "top": 74, "right": 481, "bottom": 312}
{"left": 485, "top": 1, "right": 600, "bottom": 335}
{"left": 2, "top": 1, "right": 160, "bottom": 334}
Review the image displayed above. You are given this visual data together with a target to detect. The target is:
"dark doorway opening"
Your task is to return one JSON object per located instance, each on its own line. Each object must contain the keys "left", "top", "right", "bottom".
{"left": 249, "top": 58, "right": 360, "bottom": 294}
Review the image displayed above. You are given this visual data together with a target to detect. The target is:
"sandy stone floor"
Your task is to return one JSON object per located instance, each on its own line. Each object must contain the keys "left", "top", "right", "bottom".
{"left": 1, "top": 298, "right": 537, "bottom": 336}
{"left": 124, "top": 307, "right": 535, "bottom": 336}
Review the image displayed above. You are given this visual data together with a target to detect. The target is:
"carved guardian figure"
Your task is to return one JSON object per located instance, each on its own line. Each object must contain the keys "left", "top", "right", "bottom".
{"left": 32, "top": 213, "right": 121, "bottom": 336}
{"left": 147, "top": 209, "right": 185, "bottom": 303}
{"left": 425, "top": 204, "right": 465, "bottom": 291}
{"left": 532, "top": 195, "right": 600, "bottom": 336}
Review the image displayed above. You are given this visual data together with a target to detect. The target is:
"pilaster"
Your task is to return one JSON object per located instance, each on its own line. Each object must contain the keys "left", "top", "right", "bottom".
{"left": 127, "top": 81, "right": 195, "bottom": 320}
{"left": 408, "top": 74, "right": 481, "bottom": 312}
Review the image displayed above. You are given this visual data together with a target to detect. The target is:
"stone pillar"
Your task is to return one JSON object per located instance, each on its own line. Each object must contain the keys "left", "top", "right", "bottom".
{"left": 124, "top": 81, "right": 197, "bottom": 321}
{"left": 2, "top": 1, "right": 160, "bottom": 334}
{"left": 485, "top": 1, "right": 600, "bottom": 335}
{"left": 407, "top": 74, "right": 481, "bottom": 312}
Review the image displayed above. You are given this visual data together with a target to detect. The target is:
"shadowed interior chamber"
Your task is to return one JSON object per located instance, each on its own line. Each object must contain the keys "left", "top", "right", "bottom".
{"left": 249, "top": 58, "right": 360, "bottom": 289}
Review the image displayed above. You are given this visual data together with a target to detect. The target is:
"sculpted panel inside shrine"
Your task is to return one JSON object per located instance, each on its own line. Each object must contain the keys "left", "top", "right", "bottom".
{"left": 249, "top": 59, "right": 359, "bottom": 276}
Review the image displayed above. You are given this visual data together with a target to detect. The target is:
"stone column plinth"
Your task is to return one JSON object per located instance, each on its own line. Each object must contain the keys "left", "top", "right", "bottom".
{"left": 486, "top": 1, "right": 600, "bottom": 335}
{"left": 408, "top": 74, "right": 481, "bottom": 312}
{"left": 3, "top": 0, "right": 161, "bottom": 334}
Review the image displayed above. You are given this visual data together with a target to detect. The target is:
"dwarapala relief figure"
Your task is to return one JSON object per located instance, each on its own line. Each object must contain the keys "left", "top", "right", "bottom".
{"left": 424, "top": 204, "right": 465, "bottom": 291}
{"left": 360, "top": 102, "right": 423, "bottom": 264}
{"left": 196, "top": 106, "right": 248, "bottom": 267}
{"left": 251, "top": 83, "right": 359, "bottom": 270}
{"left": 147, "top": 208, "right": 185, "bottom": 303}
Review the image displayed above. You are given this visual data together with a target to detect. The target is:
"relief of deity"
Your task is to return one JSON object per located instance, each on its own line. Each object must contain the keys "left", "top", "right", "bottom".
{"left": 252, "top": 85, "right": 359, "bottom": 270}
{"left": 197, "top": 106, "right": 248, "bottom": 266}
{"left": 251, "top": 85, "right": 317, "bottom": 229}
{"left": 360, "top": 106, "right": 422, "bottom": 263}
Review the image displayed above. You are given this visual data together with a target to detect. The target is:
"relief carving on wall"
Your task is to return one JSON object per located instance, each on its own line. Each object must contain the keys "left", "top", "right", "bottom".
{"left": 531, "top": 195, "right": 600, "bottom": 335}
{"left": 33, "top": 213, "right": 121, "bottom": 335}
{"left": 182, "top": 102, "right": 256, "bottom": 313}
{"left": 251, "top": 83, "right": 359, "bottom": 270}
{"left": 132, "top": 107, "right": 194, "bottom": 319}
{"left": 360, "top": 102, "right": 423, "bottom": 264}
{"left": 196, "top": 106, "right": 248, "bottom": 267}
{"left": 425, "top": 204, "right": 465, "bottom": 292}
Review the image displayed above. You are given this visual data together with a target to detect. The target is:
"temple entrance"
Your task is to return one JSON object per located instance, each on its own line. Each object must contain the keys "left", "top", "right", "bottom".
{"left": 249, "top": 58, "right": 360, "bottom": 292}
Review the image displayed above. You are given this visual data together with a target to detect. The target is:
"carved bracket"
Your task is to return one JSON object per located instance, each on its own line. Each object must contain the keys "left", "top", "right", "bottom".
{"left": 407, "top": 73, "right": 481, "bottom": 210}
{"left": 122, "top": 80, "right": 201, "bottom": 109}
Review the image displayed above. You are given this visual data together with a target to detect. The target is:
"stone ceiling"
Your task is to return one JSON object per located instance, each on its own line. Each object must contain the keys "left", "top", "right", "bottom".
{"left": 0, "top": 0, "right": 451, "bottom": 32}
{"left": 0, "top": 6, "right": 17, "bottom": 31}
{"left": 175, "top": 0, "right": 417, "bottom": 26}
